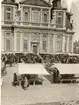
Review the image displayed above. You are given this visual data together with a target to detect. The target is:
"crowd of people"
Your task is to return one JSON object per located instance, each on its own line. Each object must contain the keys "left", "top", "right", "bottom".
{"left": 1, "top": 53, "right": 79, "bottom": 66}
{"left": 1, "top": 53, "right": 42, "bottom": 66}
{"left": 40, "top": 53, "right": 79, "bottom": 63}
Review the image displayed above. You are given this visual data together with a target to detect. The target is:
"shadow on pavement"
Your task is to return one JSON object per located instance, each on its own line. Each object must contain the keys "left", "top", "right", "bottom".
{"left": 43, "top": 75, "right": 53, "bottom": 84}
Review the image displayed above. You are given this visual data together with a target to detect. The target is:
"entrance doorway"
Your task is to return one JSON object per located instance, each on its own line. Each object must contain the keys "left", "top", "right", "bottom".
{"left": 33, "top": 45, "right": 37, "bottom": 54}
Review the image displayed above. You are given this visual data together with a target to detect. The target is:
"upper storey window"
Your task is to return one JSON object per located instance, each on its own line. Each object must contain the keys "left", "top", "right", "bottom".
{"left": 53, "top": 0, "right": 61, "bottom": 8}
{"left": 24, "top": 12, "right": 28, "bottom": 22}
{"left": 44, "top": 14, "right": 47, "bottom": 23}
{"left": 23, "top": 7, "right": 29, "bottom": 23}
{"left": 32, "top": 8, "right": 40, "bottom": 23}
{"left": 43, "top": 9, "right": 48, "bottom": 23}
{"left": 56, "top": 11, "right": 63, "bottom": 28}
{"left": 4, "top": 6, "right": 13, "bottom": 24}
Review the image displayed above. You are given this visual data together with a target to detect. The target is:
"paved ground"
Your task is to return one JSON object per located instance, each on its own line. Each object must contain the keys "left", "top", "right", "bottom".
{"left": 1, "top": 65, "right": 79, "bottom": 105}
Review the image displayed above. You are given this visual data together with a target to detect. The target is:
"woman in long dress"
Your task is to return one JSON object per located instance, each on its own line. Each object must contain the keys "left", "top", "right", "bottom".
{"left": 21, "top": 75, "right": 28, "bottom": 90}
{"left": 12, "top": 73, "right": 19, "bottom": 86}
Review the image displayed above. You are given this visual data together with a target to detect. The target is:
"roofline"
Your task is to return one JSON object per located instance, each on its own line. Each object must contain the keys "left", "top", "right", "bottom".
{"left": 20, "top": 0, "right": 51, "bottom": 7}
{"left": 2, "top": 1, "right": 18, "bottom": 6}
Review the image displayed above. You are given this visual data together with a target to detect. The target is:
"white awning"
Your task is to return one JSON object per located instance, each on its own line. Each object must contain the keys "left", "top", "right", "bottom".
{"left": 53, "top": 64, "right": 79, "bottom": 74}
{"left": 17, "top": 63, "right": 50, "bottom": 75}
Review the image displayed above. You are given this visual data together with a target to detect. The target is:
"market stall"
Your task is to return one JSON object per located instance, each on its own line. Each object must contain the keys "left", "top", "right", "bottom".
{"left": 13, "top": 63, "right": 50, "bottom": 86}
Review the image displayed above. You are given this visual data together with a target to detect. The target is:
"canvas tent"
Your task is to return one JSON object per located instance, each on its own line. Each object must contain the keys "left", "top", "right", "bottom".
{"left": 54, "top": 64, "right": 79, "bottom": 74}
{"left": 17, "top": 63, "right": 50, "bottom": 75}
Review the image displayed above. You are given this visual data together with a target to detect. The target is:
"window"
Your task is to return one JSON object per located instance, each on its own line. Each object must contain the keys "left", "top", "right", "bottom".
{"left": 56, "top": 35, "right": 62, "bottom": 52}
{"left": 50, "top": 35, "right": 53, "bottom": 53}
{"left": 23, "top": 33, "right": 28, "bottom": 51}
{"left": 32, "top": 10, "right": 40, "bottom": 23}
{"left": 23, "top": 40, "right": 28, "bottom": 51}
{"left": 57, "top": 41, "right": 61, "bottom": 52}
{"left": 42, "top": 41, "right": 47, "bottom": 51}
{"left": 56, "top": 12, "right": 63, "bottom": 28}
{"left": 4, "top": 6, "right": 13, "bottom": 23}
{"left": 24, "top": 12, "right": 28, "bottom": 22}
{"left": 44, "top": 14, "right": 47, "bottom": 23}
{"left": 43, "top": 33, "right": 47, "bottom": 38}
{"left": 16, "top": 32, "right": 20, "bottom": 51}
{"left": 5, "top": 39, "right": 10, "bottom": 50}
{"left": 7, "top": 13, "right": 10, "bottom": 20}
{"left": 4, "top": 32, "right": 13, "bottom": 51}
{"left": 57, "top": 1, "right": 61, "bottom": 8}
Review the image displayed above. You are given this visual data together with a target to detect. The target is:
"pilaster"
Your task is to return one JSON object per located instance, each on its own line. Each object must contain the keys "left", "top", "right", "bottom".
{"left": 62, "top": 35, "right": 65, "bottom": 53}
{"left": 47, "top": 34, "right": 50, "bottom": 53}
{"left": 63, "top": 12, "right": 66, "bottom": 29}
{"left": 67, "top": 36, "right": 69, "bottom": 53}
{"left": 28, "top": 33, "right": 31, "bottom": 52}
{"left": 40, "top": 33, "right": 42, "bottom": 53}
{"left": 14, "top": 31, "right": 16, "bottom": 52}
{"left": 71, "top": 36, "right": 74, "bottom": 53}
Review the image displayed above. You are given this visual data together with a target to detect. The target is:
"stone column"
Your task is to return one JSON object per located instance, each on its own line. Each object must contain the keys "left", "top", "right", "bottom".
{"left": 14, "top": 31, "right": 16, "bottom": 52}
{"left": 40, "top": 33, "right": 42, "bottom": 53}
{"left": 63, "top": 12, "right": 66, "bottom": 29}
{"left": 47, "top": 33, "right": 50, "bottom": 53}
{"left": 67, "top": 36, "right": 69, "bottom": 53}
{"left": 62, "top": 35, "right": 65, "bottom": 53}
{"left": 20, "top": 32, "right": 23, "bottom": 52}
{"left": 28, "top": 33, "right": 31, "bottom": 52}
{"left": 53, "top": 34, "right": 56, "bottom": 53}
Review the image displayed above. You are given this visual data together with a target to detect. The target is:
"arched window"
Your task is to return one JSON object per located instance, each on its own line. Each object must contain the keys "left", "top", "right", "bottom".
{"left": 24, "top": 12, "right": 28, "bottom": 22}
{"left": 56, "top": 12, "right": 63, "bottom": 28}
{"left": 4, "top": 6, "right": 13, "bottom": 23}
{"left": 44, "top": 14, "right": 47, "bottom": 22}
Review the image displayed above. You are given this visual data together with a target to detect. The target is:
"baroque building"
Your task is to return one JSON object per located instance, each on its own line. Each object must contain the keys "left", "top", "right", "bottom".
{"left": 1, "top": 0, "right": 74, "bottom": 54}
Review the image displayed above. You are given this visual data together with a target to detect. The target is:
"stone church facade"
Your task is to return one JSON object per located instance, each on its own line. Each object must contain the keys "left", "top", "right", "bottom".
{"left": 1, "top": 0, "right": 74, "bottom": 54}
